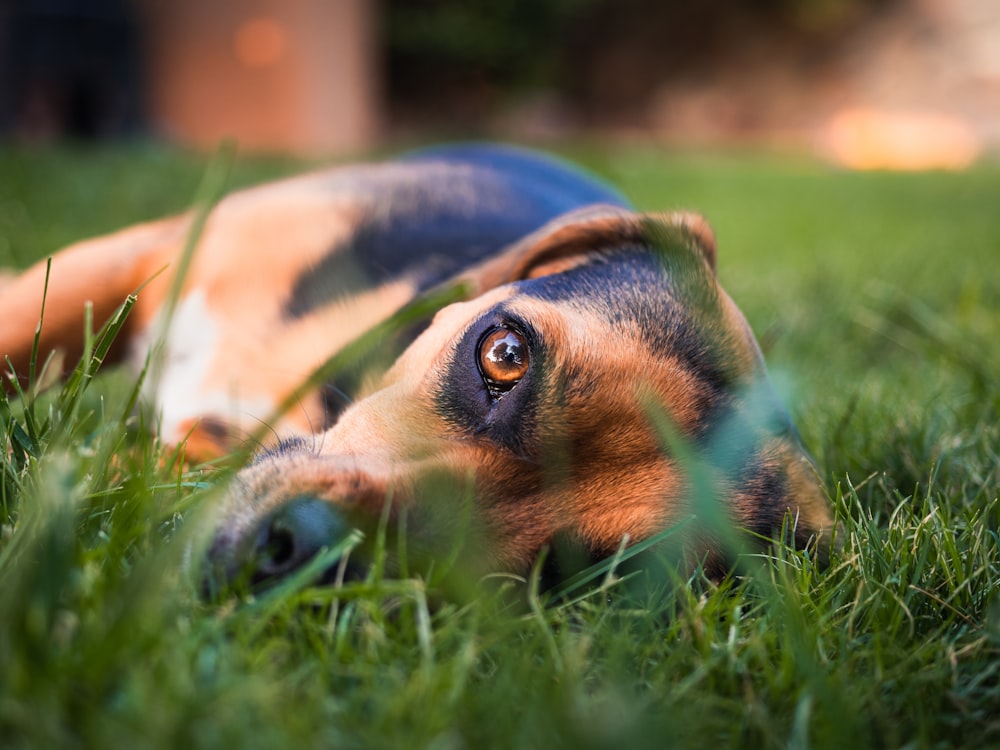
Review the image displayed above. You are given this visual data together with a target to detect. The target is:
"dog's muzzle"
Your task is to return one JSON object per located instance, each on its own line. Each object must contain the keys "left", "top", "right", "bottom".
{"left": 204, "top": 496, "right": 363, "bottom": 595}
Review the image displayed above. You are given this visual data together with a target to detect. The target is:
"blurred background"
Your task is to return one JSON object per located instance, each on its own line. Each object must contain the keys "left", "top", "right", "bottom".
{"left": 0, "top": 0, "right": 997, "bottom": 169}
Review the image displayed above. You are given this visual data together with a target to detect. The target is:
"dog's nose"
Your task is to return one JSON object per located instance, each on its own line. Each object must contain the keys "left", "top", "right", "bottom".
{"left": 205, "top": 496, "right": 359, "bottom": 594}
{"left": 251, "top": 496, "right": 352, "bottom": 582}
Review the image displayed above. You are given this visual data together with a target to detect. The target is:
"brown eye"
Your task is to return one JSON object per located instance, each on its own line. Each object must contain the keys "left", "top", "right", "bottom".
{"left": 477, "top": 326, "right": 530, "bottom": 394}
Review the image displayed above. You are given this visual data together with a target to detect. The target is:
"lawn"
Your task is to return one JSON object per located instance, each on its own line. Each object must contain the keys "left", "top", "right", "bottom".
{"left": 1, "top": 143, "right": 998, "bottom": 749}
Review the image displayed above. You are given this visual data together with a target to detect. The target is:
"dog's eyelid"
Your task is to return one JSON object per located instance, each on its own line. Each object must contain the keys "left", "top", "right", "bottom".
{"left": 495, "top": 310, "right": 542, "bottom": 347}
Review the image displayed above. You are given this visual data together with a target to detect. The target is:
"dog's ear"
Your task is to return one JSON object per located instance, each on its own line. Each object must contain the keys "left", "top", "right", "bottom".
{"left": 464, "top": 206, "right": 717, "bottom": 294}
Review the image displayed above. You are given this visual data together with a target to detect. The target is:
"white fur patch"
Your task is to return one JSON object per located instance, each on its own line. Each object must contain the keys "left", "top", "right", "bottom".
{"left": 133, "top": 290, "right": 273, "bottom": 444}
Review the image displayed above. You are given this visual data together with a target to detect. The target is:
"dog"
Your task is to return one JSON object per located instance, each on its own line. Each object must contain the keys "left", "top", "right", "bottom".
{"left": 0, "top": 144, "right": 832, "bottom": 591}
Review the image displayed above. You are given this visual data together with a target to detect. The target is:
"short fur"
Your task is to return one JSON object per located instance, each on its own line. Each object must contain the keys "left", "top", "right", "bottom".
{"left": 0, "top": 145, "right": 831, "bottom": 587}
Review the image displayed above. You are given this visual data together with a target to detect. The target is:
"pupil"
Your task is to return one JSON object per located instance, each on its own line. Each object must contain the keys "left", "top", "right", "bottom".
{"left": 489, "top": 334, "right": 523, "bottom": 370}
{"left": 478, "top": 327, "right": 529, "bottom": 393}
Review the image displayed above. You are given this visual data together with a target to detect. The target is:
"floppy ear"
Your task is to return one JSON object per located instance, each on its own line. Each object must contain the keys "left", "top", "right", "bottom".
{"left": 463, "top": 205, "right": 717, "bottom": 294}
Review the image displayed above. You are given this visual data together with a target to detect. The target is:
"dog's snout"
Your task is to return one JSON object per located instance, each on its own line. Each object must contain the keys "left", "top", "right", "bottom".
{"left": 252, "top": 496, "right": 349, "bottom": 581}
{"left": 205, "top": 496, "right": 361, "bottom": 595}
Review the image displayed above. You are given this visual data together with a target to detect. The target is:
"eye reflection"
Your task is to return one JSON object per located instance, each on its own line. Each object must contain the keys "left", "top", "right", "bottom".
{"left": 477, "top": 326, "right": 530, "bottom": 393}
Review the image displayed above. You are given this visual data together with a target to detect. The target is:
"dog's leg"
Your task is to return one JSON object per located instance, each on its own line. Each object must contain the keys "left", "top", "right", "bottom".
{"left": 0, "top": 216, "right": 187, "bottom": 387}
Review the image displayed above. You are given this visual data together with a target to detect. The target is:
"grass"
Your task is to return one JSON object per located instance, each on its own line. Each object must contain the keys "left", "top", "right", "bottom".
{"left": 1, "top": 142, "right": 999, "bottom": 749}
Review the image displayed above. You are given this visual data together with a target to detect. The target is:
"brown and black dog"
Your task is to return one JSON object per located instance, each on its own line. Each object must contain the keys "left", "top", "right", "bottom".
{"left": 0, "top": 145, "right": 831, "bottom": 590}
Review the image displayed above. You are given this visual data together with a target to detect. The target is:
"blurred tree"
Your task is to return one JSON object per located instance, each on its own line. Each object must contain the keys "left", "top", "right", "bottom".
{"left": 385, "top": 0, "right": 896, "bottom": 131}
{"left": 0, "top": 0, "right": 144, "bottom": 141}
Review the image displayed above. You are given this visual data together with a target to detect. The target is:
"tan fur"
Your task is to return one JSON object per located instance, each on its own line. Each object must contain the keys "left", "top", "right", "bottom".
{"left": 220, "top": 233, "right": 831, "bottom": 576}
{"left": 1, "top": 162, "right": 832, "bottom": 583}
{"left": 0, "top": 216, "right": 189, "bottom": 380}
{"left": 1, "top": 174, "right": 418, "bottom": 456}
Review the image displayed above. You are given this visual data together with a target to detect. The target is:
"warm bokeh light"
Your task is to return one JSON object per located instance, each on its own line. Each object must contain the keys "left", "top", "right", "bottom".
{"left": 233, "top": 17, "right": 289, "bottom": 69}
{"left": 821, "top": 107, "right": 982, "bottom": 171}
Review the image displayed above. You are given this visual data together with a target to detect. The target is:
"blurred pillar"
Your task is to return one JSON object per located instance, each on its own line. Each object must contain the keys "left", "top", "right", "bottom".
{"left": 138, "top": 0, "right": 379, "bottom": 155}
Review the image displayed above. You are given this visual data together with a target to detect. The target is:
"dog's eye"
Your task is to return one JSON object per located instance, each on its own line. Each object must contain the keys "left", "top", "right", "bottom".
{"left": 477, "top": 326, "right": 529, "bottom": 395}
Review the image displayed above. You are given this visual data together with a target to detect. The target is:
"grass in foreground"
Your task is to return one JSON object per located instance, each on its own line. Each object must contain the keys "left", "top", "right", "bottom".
{"left": 1, "top": 143, "right": 998, "bottom": 749}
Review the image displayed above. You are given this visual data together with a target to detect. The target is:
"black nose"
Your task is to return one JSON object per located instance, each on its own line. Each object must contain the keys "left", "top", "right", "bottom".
{"left": 252, "top": 496, "right": 354, "bottom": 582}
{"left": 205, "top": 496, "right": 360, "bottom": 595}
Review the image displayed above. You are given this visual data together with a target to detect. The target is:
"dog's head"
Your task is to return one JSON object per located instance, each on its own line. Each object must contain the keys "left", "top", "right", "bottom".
{"left": 205, "top": 207, "right": 831, "bottom": 592}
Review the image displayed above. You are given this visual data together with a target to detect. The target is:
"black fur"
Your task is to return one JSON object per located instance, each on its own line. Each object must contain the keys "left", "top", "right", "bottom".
{"left": 282, "top": 145, "right": 628, "bottom": 320}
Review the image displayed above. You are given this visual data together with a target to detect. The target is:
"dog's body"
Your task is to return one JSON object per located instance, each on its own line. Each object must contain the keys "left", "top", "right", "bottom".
{"left": 1, "top": 145, "right": 831, "bottom": 587}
